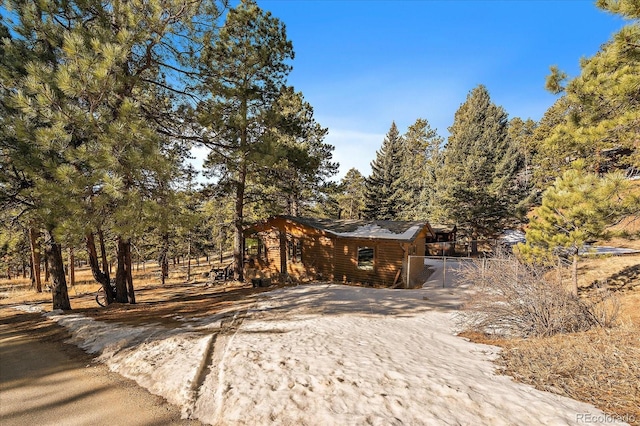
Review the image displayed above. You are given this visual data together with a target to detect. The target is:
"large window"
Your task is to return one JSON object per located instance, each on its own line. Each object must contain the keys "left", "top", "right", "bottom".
{"left": 245, "top": 238, "right": 259, "bottom": 256}
{"left": 357, "top": 247, "right": 374, "bottom": 270}
{"left": 245, "top": 237, "right": 265, "bottom": 259}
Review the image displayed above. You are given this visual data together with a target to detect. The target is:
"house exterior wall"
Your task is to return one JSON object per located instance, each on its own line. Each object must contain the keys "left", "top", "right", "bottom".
{"left": 330, "top": 240, "right": 402, "bottom": 286}
{"left": 244, "top": 218, "right": 431, "bottom": 286}
{"left": 299, "top": 235, "right": 334, "bottom": 281}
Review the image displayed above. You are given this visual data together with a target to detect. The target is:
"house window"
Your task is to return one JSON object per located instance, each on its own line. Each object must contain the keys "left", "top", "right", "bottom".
{"left": 357, "top": 247, "right": 374, "bottom": 270}
{"left": 245, "top": 237, "right": 266, "bottom": 260}
{"left": 245, "top": 238, "right": 259, "bottom": 256}
{"left": 288, "top": 237, "right": 302, "bottom": 263}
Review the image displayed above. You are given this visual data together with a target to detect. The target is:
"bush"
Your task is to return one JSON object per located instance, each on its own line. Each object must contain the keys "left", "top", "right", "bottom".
{"left": 457, "top": 255, "right": 618, "bottom": 338}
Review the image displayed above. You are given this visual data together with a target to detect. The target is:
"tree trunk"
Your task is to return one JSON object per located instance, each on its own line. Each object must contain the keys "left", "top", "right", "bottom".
{"left": 86, "top": 232, "right": 114, "bottom": 303}
{"left": 98, "top": 229, "right": 110, "bottom": 281}
{"left": 114, "top": 237, "right": 130, "bottom": 303}
{"left": 44, "top": 229, "right": 71, "bottom": 310}
{"left": 470, "top": 231, "right": 478, "bottom": 256}
{"left": 186, "top": 236, "right": 192, "bottom": 282}
{"left": 572, "top": 249, "right": 579, "bottom": 296}
{"left": 288, "top": 194, "right": 299, "bottom": 217}
{"left": 28, "top": 228, "right": 41, "bottom": 292}
{"left": 124, "top": 240, "right": 135, "bottom": 304}
{"left": 279, "top": 230, "right": 287, "bottom": 276}
{"left": 219, "top": 229, "right": 224, "bottom": 264}
{"left": 68, "top": 247, "right": 75, "bottom": 287}
{"left": 29, "top": 257, "right": 35, "bottom": 287}
{"left": 233, "top": 160, "right": 247, "bottom": 282}
{"left": 43, "top": 250, "right": 50, "bottom": 282}
{"left": 160, "top": 233, "right": 169, "bottom": 286}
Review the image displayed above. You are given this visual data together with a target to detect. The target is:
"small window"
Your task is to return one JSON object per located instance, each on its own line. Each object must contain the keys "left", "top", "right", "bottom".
{"left": 357, "top": 247, "right": 374, "bottom": 270}
{"left": 288, "top": 237, "right": 302, "bottom": 263}
{"left": 257, "top": 238, "right": 266, "bottom": 260}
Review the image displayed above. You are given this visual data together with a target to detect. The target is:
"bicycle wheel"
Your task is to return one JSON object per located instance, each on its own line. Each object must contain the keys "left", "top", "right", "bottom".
{"left": 95, "top": 287, "right": 107, "bottom": 307}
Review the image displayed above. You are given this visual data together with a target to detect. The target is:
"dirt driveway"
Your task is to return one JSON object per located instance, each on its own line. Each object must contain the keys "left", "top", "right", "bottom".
{"left": 0, "top": 281, "right": 272, "bottom": 426}
{"left": 0, "top": 308, "right": 202, "bottom": 426}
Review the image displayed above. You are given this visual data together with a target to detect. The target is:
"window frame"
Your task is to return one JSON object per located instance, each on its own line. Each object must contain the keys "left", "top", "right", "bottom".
{"left": 287, "top": 237, "right": 302, "bottom": 263}
{"left": 356, "top": 246, "right": 375, "bottom": 270}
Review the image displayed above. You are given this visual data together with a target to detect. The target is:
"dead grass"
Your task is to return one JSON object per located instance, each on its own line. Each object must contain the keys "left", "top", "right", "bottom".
{"left": 0, "top": 258, "right": 226, "bottom": 310}
{"left": 493, "top": 325, "right": 640, "bottom": 425}
{"left": 462, "top": 252, "right": 640, "bottom": 425}
{"left": 576, "top": 252, "right": 640, "bottom": 291}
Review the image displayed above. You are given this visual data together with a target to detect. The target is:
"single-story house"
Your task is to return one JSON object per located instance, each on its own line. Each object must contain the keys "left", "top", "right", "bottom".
{"left": 243, "top": 215, "right": 435, "bottom": 286}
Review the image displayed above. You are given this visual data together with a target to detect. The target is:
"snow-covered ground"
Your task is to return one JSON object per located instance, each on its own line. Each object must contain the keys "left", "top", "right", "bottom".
{"left": 26, "top": 283, "right": 625, "bottom": 425}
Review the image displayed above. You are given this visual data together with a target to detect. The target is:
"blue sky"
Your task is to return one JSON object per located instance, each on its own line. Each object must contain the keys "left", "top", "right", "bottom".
{"left": 254, "top": 0, "right": 626, "bottom": 180}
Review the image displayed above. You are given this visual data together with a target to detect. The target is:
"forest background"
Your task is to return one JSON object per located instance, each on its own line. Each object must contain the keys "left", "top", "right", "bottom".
{"left": 1, "top": 0, "right": 638, "bottom": 309}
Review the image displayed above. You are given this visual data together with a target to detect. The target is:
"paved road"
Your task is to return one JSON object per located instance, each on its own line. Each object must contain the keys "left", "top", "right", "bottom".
{"left": 0, "top": 307, "right": 202, "bottom": 426}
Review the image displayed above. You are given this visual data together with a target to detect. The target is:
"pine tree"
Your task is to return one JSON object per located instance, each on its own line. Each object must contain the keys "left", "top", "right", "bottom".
{"left": 507, "top": 117, "right": 538, "bottom": 217}
{"left": 536, "top": 0, "right": 639, "bottom": 178}
{"left": 530, "top": 97, "right": 572, "bottom": 189}
{"left": 437, "top": 85, "right": 514, "bottom": 250}
{"left": 2, "top": 0, "right": 222, "bottom": 308}
{"left": 518, "top": 164, "right": 637, "bottom": 294}
{"left": 337, "top": 168, "right": 366, "bottom": 219}
{"left": 197, "top": 0, "right": 294, "bottom": 281}
{"left": 364, "top": 122, "right": 403, "bottom": 220}
{"left": 394, "top": 118, "right": 444, "bottom": 220}
{"left": 260, "top": 87, "right": 338, "bottom": 217}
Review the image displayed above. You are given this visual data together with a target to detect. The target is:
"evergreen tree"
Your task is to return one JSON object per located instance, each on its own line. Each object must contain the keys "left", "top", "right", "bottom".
{"left": 507, "top": 117, "right": 538, "bottom": 217}
{"left": 518, "top": 164, "right": 637, "bottom": 294}
{"left": 364, "top": 122, "right": 403, "bottom": 220}
{"left": 530, "top": 97, "right": 572, "bottom": 189}
{"left": 437, "top": 85, "right": 515, "bottom": 250}
{"left": 261, "top": 87, "right": 338, "bottom": 217}
{"left": 337, "top": 168, "right": 366, "bottom": 219}
{"left": 2, "top": 0, "right": 222, "bottom": 307}
{"left": 536, "top": 0, "right": 639, "bottom": 178}
{"left": 197, "top": 0, "right": 294, "bottom": 281}
{"left": 394, "top": 118, "right": 443, "bottom": 220}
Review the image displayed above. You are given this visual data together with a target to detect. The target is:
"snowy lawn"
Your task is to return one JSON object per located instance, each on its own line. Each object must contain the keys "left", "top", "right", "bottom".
{"left": 37, "top": 283, "right": 624, "bottom": 425}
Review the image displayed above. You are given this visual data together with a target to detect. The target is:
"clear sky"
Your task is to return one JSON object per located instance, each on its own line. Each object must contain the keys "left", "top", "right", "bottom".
{"left": 254, "top": 0, "right": 626, "bottom": 180}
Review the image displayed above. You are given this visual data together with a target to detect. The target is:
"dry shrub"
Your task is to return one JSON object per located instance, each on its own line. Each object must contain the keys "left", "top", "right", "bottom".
{"left": 457, "top": 255, "right": 619, "bottom": 338}
{"left": 496, "top": 327, "right": 640, "bottom": 424}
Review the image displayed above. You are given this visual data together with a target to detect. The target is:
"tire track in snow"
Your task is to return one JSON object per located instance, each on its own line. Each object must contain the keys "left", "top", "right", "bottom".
{"left": 192, "top": 302, "right": 255, "bottom": 425}
{"left": 184, "top": 334, "right": 217, "bottom": 418}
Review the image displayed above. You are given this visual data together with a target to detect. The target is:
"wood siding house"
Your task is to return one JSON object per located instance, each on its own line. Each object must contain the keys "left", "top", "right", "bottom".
{"left": 243, "top": 215, "right": 435, "bottom": 286}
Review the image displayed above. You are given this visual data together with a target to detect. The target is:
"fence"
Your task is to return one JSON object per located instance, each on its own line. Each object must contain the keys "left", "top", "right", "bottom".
{"left": 425, "top": 239, "right": 519, "bottom": 257}
{"left": 406, "top": 256, "right": 473, "bottom": 288}
{"left": 406, "top": 255, "right": 575, "bottom": 290}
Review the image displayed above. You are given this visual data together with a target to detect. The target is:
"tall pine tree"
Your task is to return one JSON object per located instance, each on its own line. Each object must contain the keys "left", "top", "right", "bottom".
{"left": 337, "top": 168, "right": 366, "bottom": 219}
{"left": 364, "top": 122, "right": 403, "bottom": 220}
{"left": 394, "top": 118, "right": 444, "bottom": 220}
{"left": 438, "top": 85, "right": 515, "bottom": 250}
{"left": 537, "top": 0, "right": 639, "bottom": 178}
{"left": 3, "top": 0, "right": 222, "bottom": 307}
{"left": 197, "top": 0, "right": 294, "bottom": 281}
{"left": 260, "top": 87, "right": 338, "bottom": 217}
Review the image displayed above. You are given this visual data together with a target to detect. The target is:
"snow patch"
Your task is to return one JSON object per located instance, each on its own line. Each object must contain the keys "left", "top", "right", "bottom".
{"left": 332, "top": 224, "right": 421, "bottom": 240}
{"left": 41, "top": 284, "right": 621, "bottom": 425}
{"left": 46, "top": 312, "right": 214, "bottom": 415}
{"left": 14, "top": 304, "right": 45, "bottom": 313}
